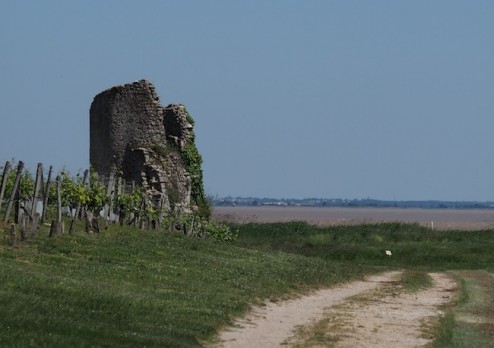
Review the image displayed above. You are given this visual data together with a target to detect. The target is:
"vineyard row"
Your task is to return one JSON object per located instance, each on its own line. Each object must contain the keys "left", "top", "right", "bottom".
{"left": 0, "top": 160, "right": 236, "bottom": 244}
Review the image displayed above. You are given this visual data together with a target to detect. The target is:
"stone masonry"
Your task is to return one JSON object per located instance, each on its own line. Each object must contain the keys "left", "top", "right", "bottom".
{"left": 90, "top": 80, "right": 201, "bottom": 212}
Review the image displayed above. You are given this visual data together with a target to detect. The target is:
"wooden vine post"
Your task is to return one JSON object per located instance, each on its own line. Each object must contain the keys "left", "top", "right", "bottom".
{"left": 105, "top": 172, "right": 115, "bottom": 229}
{"left": 30, "top": 163, "right": 43, "bottom": 218}
{"left": 0, "top": 161, "right": 11, "bottom": 212}
{"left": 28, "top": 163, "right": 43, "bottom": 238}
{"left": 84, "top": 171, "right": 100, "bottom": 234}
{"left": 4, "top": 161, "right": 24, "bottom": 223}
{"left": 14, "top": 175, "right": 22, "bottom": 224}
{"left": 57, "top": 176, "right": 62, "bottom": 223}
{"left": 41, "top": 165, "right": 53, "bottom": 223}
{"left": 79, "top": 169, "right": 89, "bottom": 220}
{"left": 50, "top": 176, "right": 63, "bottom": 237}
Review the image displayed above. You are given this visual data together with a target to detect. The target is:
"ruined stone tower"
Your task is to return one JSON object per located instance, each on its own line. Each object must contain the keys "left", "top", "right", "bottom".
{"left": 90, "top": 80, "right": 209, "bottom": 217}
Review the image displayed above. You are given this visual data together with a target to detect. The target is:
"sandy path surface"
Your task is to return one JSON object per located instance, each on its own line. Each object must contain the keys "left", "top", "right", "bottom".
{"left": 211, "top": 271, "right": 457, "bottom": 348}
{"left": 211, "top": 272, "right": 400, "bottom": 347}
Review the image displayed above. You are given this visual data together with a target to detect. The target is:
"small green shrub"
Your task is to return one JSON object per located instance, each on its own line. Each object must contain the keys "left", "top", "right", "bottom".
{"left": 203, "top": 221, "right": 238, "bottom": 241}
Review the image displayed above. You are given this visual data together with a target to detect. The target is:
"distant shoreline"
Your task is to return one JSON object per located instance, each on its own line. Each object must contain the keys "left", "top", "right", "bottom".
{"left": 211, "top": 198, "right": 494, "bottom": 210}
{"left": 213, "top": 206, "right": 494, "bottom": 231}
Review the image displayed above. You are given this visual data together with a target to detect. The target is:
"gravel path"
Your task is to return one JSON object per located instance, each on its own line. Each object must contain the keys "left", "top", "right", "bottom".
{"left": 211, "top": 271, "right": 457, "bottom": 347}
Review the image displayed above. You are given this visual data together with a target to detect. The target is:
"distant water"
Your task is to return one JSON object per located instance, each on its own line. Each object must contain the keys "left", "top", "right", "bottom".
{"left": 213, "top": 206, "right": 494, "bottom": 230}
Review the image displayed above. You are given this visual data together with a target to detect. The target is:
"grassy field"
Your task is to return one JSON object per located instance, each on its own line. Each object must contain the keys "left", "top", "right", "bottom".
{"left": 235, "top": 222, "right": 494, "bottom": 271}
{"left": 1, "top": 220, "right": 493, "bottom": 346}
{"left": 0, "top": 221, "right": 369, "bottom": 347}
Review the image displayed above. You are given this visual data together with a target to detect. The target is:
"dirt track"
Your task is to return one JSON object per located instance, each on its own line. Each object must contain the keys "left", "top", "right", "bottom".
{"left": 211, "top": 271, "right": 457, "bottom": 347}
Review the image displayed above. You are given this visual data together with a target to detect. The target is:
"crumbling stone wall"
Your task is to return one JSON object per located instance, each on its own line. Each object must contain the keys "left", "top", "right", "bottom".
{"left": 90, "top": 80, "right": 208, "bottom": 216}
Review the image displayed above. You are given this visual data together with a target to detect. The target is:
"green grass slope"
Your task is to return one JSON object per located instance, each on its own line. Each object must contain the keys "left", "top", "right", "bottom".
{"left": 0, "top": 223, "right": 369, "bottom": 347}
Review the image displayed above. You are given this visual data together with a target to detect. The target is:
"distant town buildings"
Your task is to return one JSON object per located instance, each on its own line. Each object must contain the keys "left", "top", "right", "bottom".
{"left": 211, "top": 196, "right": 494, "bottom": 209}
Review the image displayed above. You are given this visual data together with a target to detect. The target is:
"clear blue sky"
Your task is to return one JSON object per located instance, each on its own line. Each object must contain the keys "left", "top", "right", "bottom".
{"left": 1, "top": 1, "right": 493, "bottom": 201}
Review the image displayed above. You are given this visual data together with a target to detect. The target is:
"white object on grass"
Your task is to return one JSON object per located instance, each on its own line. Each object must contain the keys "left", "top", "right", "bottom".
{"left": 385, "top": 250, "right": 392, "bottom": 256}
